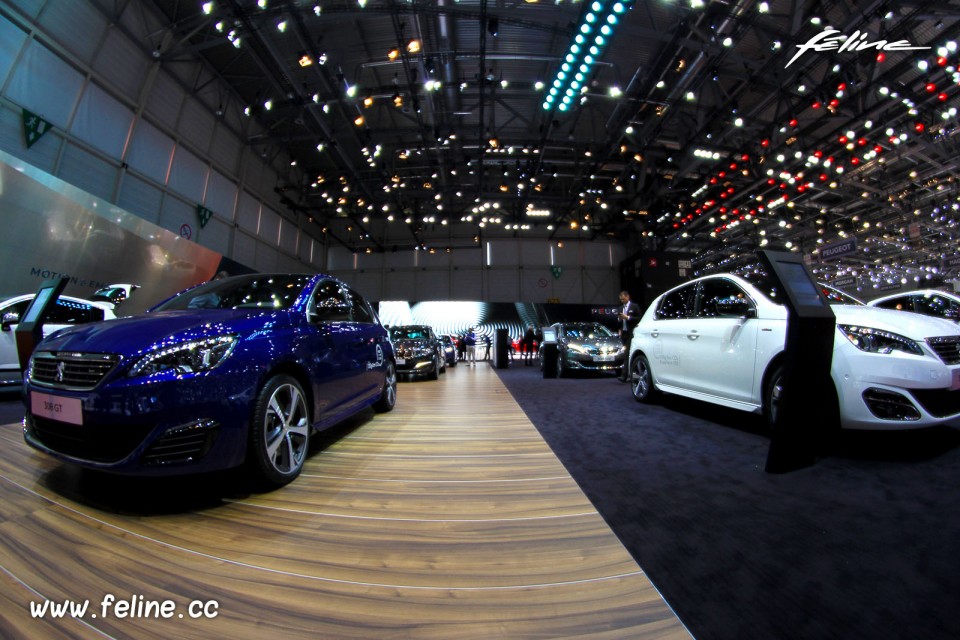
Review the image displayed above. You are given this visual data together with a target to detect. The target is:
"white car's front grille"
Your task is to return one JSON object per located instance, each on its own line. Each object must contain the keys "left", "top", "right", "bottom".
{"left": 926, "top": 336, "right": 960, "bottom": 365}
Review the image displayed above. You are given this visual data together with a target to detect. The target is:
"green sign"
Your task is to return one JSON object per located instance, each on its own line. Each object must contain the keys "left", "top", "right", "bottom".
{"left": 22, "top": 109, "right": 53, "bottom": 149}
{"left": 196, "top": 204, "right": 214, "bottom": 228}
{"left": 550, "top": 266, "right": 563, "bottom": 279}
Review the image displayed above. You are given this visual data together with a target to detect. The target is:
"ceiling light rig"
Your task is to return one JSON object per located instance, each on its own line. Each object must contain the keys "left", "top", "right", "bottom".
{"left": 543, "top": 0, "right": 634, "bottom": 113}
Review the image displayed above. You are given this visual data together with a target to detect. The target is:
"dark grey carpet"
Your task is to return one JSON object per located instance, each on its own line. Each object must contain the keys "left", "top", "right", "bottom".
{"left": 494, "top": 363, "right": 960, "bottom": 640}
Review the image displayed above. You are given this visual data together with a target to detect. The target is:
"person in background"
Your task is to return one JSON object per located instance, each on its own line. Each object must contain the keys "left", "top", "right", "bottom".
{"left": 617, "top": 290, "right": 641, "bottom": 382}
{"left": 522, "top": 325, "right": 536, "bottom": 366}
{"left": 482, "top": 333, "right": 491, "bottom": 360}
{"left": 464, "top": 328, "right": 477, "bottom": 366}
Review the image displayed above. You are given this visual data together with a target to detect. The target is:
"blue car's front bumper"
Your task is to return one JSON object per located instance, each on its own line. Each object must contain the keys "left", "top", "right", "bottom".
{"left": 24, "top": 368, "right": 259, "bottom": 476}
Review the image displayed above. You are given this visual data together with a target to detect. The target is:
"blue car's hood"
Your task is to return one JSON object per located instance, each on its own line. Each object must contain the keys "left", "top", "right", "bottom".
{"left": 35, "top": 309, "right": 291, "bottom": 356}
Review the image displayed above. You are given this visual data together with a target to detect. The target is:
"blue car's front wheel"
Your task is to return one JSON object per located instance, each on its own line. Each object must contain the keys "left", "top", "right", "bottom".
{"left": 248, "top": 374, "right": 310, "bottom": 488}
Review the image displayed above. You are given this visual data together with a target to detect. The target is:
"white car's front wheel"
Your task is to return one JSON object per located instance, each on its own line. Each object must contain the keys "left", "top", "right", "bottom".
{"left": 631, "top": 354, "right": 658, "bottom": 403}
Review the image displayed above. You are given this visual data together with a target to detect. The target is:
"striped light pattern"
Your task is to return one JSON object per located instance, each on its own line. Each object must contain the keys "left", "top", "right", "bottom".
{"left": 542, "top": 0, "right": 632, "bottom": 112}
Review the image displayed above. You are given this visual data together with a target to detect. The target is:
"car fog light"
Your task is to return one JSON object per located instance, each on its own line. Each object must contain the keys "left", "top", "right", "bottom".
{"left": 862, "top": 388, "right": 921, "bottom": 421}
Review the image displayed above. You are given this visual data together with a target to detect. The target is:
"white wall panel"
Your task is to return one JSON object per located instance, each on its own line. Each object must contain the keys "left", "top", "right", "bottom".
{"left": 208, "top": 123, "right": 241, "bottom": 174}
{"left": 327, "top": 246, "right": 355, "bottom": 271}
{"left": 177, "top": 97, "right": 215, "bottom": 154}
{"left": 117, "top": 173, "right": 162, "bottom": 224}
{"left": 37, "top": 0, "right": 106, "bottom": 64}
{"left": 144, "top": 72, "right": 183, "bottom": 130}
{"left": 385, "top": 250, "right": 414, "bottom": 269}
{"left": 450, "top": 269, "right": 483, "bottom": 300}
{"left": 581, "top": 268, "right": 619, "bottom": 305}
{"left": 196, "top": 215, "right": 230, "bottom": 256}
{"left": 356, "top": 251, "right": 385, "bottom": 271}
{"left": 233, "top": 230, "right": 256, "bottom": 267}
{"left": 417, "top": 270, "right": 451, "bottom": 300}
{"left": 58, "top": 143, "right": 116, "bottom": 202}
{"left": 125, "top": 119, "right": 174, "bottom": 184}
{"left": 254, "top": 243, "right": 279, "bottom": 272}
{"left": 157, "top": 195, "right": 193, "bottom": 237}
{"left": 519, "top": 268, "right": 555, "bottom": 303}
{"left": 520, "top": 240, "right": 551, "bottom": 265}
{"left": 351, "top": 273, "right": 384, "bottom": 300}
{"left": 10, "top": 0, "right": 43, "bottom": 19}
{"left": 298, "top": 236, "right": 314, "bottom": 264}
{"left": 92, "top": 29, "right": 148, "bottom": 101}
{"left": 205, "top": 169, "right": 237, "bottom": 222}
{"left": 236, "top": 191, "right": 260, "bottom": 233}
{"left": 583, "top": 240, "right": 617, "bottom": 267}
{"left": 6, "top": 41, "right": 85, "bottom": 129}
{"left": 258, "top": 206, "right": 280, "bottom": 245}
{"left": 277, "top": 253, "right": 304, "bottom": 273}
{"left": 0, "top": 15, "right": 27, "bottom": 90}
{"left": 168, "top": 145, "right": 208, "bottom": 203}
{"left": 487, "top": 239, "right": 520, "bottom": 266}
{"left": 552, "top": 241, "right": 582, "bottom": 267}
{"left": 71, "top": 83, "right": 133, "bottom": 158}
{"left": 486, "top": 268, "right": 520, "bottom": 302}
{"left": 278, "top": 219, "right": 298, "bottom": 255}
{"left": 451, "top": 246, "right": 484, "bottom": 268}
{"left": 383, "top": 270, "right": 416, "bottom": 300}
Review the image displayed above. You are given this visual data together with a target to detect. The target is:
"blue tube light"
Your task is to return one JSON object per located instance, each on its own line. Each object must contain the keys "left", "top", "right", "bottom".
{"left": 542, "top": 0, "right": 633, "bottom": 111}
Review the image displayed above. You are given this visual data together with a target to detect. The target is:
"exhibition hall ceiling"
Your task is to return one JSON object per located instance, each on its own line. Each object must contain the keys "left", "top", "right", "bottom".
{"left": 146, "top": 0, "right": 960, "bottom": 284}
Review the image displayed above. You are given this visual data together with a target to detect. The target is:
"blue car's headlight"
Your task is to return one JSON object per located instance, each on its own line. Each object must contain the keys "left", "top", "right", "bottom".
{"left": 128, "top": 335, "right": 239, "bottom": 377}
{"left": 838, "top": 325, "right": 923, "bottom": 356}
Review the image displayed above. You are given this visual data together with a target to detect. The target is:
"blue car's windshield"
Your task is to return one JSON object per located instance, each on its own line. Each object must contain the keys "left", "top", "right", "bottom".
{"left": 153, "top": 274, "right": 314, "bottom": 311}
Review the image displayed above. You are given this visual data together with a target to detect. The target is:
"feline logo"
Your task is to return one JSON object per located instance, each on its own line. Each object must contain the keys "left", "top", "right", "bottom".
{"left": 786, "top": 29, "right": 930, "bottom": 68}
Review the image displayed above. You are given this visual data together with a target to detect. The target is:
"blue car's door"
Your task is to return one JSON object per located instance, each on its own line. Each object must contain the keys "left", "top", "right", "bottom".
{"left": 305, "top": 281, "right": 384, "bottom": 424}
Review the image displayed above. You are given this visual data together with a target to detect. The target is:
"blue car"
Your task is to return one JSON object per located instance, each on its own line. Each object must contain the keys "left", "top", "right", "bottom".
{"left": 23, "top": 273, "right": 397, "bottom": 488}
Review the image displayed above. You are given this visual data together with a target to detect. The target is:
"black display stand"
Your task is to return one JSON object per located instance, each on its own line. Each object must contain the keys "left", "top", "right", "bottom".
{"left": 493, "top": 328, "right": 509, "bottom": 369}
{"left": 540, "top": 325, "right": 558, "bottom": 378}
{"left": 14, "top": 277, "right": 69, "bottom": 371}
{"left": 757, "top": 251, "right": 836, "bottom": 474}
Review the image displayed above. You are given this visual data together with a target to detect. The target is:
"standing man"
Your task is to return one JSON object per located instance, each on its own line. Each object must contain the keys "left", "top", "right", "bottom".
{"left": 617, "top": 290, "right": 641, "bottom": 382}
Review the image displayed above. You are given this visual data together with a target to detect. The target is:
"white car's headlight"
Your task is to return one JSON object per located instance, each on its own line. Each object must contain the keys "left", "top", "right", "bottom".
{"left": 838, "top": 325, "right": 923, "bottom": 356}
{"left": 128, "top": 335, "right": 239, "bottom": 377}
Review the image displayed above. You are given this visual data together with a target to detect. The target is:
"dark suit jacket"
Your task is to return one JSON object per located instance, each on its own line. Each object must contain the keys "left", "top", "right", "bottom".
{"left": 620, "top": 300, "right": 641, "bottom": 334}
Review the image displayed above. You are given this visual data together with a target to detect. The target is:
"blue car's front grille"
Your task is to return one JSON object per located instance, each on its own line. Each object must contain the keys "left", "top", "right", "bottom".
{"left": 26, "top": 415, "right": 152, "bottom": 463}
{"left": 30, "top": 352, "right": 120, "bottom": 391}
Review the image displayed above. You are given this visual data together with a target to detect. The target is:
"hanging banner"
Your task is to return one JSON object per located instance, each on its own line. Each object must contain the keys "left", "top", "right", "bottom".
{"left": 22, "top": 109, "right": 53, "bottom": 149}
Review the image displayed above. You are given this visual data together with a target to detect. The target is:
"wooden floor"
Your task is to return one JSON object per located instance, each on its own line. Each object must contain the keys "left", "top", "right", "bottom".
{"left": 0, "top": 364, "right": 690, "bottom": 639}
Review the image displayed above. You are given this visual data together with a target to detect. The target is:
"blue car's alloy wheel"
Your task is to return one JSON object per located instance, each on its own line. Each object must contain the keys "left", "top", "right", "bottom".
{"left": 249, "top": 374, "right": 310, "bottom": 488}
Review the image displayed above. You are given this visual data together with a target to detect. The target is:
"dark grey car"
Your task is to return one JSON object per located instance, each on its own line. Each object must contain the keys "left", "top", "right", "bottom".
{"left": 389, "top": 325, "right": 445, "bottom": 380}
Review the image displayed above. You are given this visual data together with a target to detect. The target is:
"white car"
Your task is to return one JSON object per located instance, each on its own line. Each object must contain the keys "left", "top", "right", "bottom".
{"left": 868, "top": 289, "right": 960, "bottom": 323}
{"left": 628, "top": 273, "right": 960, "bottom": 431}
{"left": 0, "top": 294, "right": 116, "bottom": 386}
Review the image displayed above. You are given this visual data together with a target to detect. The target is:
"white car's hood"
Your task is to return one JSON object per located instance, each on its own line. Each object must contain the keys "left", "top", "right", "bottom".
{"left": 831, "top": 304, "right": 959, "bottom": 339}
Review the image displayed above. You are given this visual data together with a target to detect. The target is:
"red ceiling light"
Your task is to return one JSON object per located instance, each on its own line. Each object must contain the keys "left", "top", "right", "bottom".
{"left": 838, "top": 135, "right": 848, "bottom": 144}
{"left": 857, "top": 138, "right": 867, "bottom": 146}
{"left": 915, "top": 122, "right": 926, "bottom": 133}
{"left": 876, "top": 52, "right": 886, "bottom": 63}
{"left": 939, "top": 92, "right": 948, "bottom": 101}
{"left": 761, "top": 139, "right": 770, "bottom": 147}
{"left": 789, "top": 118, "right": 798, "bottom": 127}
{"left": 926, "top": 82, "right": 937, "bottom": 93}
{"left": 938, "top": 56, "right": 948, "bottom": 66}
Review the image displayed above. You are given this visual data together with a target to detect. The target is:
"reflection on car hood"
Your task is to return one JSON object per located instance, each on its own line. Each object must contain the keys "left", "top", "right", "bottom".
{"left": 392, "top": 338, "right": 432, "bottom": 348}
{"left": 32, "top": 309, "right": 288, "bottom": 356}
{"left": 832, "top": 304, "right": 959, "bottom": 338}
{"left": 567, "top": 336, "right": 621, "bottom": 348}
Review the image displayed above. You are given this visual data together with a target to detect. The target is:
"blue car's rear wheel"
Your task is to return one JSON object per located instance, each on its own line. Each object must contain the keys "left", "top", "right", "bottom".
{"left": 249, "top": 374, "right": 310, "bottom": 488}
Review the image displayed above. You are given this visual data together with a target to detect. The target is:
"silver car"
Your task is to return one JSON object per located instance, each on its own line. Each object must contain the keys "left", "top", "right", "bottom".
{"left": 541, "top": 322, "right": 624, "bottom": 377}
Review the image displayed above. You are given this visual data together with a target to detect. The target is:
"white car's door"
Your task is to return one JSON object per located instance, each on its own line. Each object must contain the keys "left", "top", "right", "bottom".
{"left": 684, "top": 278, "right": 760, "bottom": 403}
{"left": 644, "top": 282, "right": 697, "bottom": 388}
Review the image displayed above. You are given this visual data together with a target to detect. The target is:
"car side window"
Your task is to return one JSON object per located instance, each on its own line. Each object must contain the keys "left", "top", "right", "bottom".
{"left": 915, "top": 294, "right": 960, "bottom": 321}
{"left": 697, "top": 279, "right": 753, "bottom": 318}
{"left": 312, "top": 281, "right": 351, "bottom": 321}
{"left": 348, "top": 290, "right": 375, "bottom": 324}
{"left": 655, "top": 284, "right": 695, "bottom": 320}
{"left": 46, "top": 299, "right": 104, "bottom": 324}
{"left": 873, "top": 296, "right": 909, "bottom": 311}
